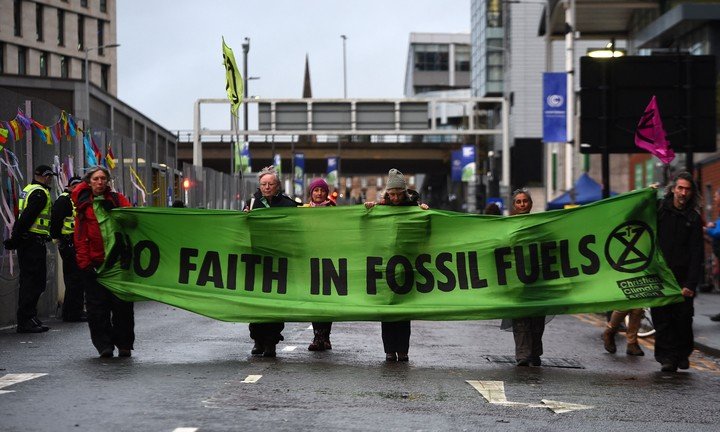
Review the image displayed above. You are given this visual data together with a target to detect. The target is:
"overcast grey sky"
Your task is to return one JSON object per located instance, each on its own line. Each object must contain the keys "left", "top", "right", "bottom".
{"left": 116, "top": 0, "right": 469, "bottom": 132}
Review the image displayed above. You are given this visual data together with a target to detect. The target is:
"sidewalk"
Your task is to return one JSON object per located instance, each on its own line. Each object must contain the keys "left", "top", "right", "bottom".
{"left": 694, "top": 289, "right": 720, "bottom": 357}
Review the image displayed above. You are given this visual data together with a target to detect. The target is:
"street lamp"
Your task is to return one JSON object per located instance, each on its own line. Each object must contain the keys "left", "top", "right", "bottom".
{"left": 83, "top": 43, "right": 120, "bottom": 128}
{"left": 341, "top": 35, "right": 347, "bottom": 98}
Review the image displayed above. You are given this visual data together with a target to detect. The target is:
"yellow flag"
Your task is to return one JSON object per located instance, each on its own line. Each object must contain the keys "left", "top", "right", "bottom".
{"left": 222, "top": 37, "right": 244, "bottom": 116}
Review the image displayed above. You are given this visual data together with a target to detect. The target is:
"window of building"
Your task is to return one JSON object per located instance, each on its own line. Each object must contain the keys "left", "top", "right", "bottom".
{"left": 39, "top": 52, "right": 48, "bottom": 76}
{"left": 78, "top": 15, "right": 84, "bottom": 50}
{"left": 60, "top": 55, "right": 68, "bottom": 78}
{"left": 14, "top": 0, "right": 22, "bottom": 37}
{"left": 81, "top": 0, "right": 88, "bottom": 8}
{"left": 98, "top": 20, "right": 105, "bottom": 55}
{"left": 17, "top": 47, "right": 27, "bottom": 75}
{"left": 57, "top": 9, "right": 65, "bottom": 46}
{"left": 101, "top": 64, "right": 109, "bottom": 90}
{"left": 0, "top": 44, "right": 4, "bottom": 74}
{"left": 81, "top": 59, "right": 86, "bottom": 80}
{"left": 414, "top": 44, "right": 449, "bottom": 71}
{"left": 100, "top": 0, "right": 107, "bottom": 13}
{"left": 487, "top": 0, "right": 502, "bottom": 27}
{"left": 36, "top": 3, "right": 44, "bottom": 41}
{"left": 455, "top": 45, "right": 470, "bottom": 72}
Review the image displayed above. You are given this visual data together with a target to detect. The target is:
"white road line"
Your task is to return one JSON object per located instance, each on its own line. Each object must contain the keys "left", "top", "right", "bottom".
{"left": 466, "top": 380, "right": 593, "bottom": 414}
{"left": 281, "top": 346, "right": 297, "bottom": 352}
{"left": 0, "top": 373, "right": 48, "bottom": 392}
{"left": 241, "top": 375, "right": 262, "bottom": 383}
{"left": 307, "top": 325, "right": 313, "bottom": 330}
{"left": 172, "top": 428, "right": 198, "bottom": 432}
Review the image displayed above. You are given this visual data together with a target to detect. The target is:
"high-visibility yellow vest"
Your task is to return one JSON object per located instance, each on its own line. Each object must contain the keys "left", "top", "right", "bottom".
{"left": 18, "top": 184, "right": 51, "bottom": 235}
{"left": 59, "top": 192, "right": 76, "bottom": 235}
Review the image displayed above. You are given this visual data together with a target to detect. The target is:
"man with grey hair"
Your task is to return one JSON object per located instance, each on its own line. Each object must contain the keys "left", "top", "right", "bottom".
{"left": 244, "top": 166, "right": 299, "bottom": 357}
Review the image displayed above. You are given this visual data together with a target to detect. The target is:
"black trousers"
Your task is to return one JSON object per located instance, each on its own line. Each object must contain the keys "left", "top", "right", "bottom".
{"left": 312, "top": 322, "right": 332, "bottom": 334}
{"left": 84, "top": 271, "right": 134, "bottom": 353}
{"left": 652, "top": 297, "right": 694, "bottom": 365}
{"left": 512, "top": 316, "right": 545, "bottom": 361}
{"left": 249, "top": 323, "right": 284, "bottom": 345}
{"left": 16, "top": 237, "right": 47, "bottom": 324}
{"left": 58, "top": 237, "right": 85, "bottom": 320}
{"left": 381, "top": 321, "right": 411, "bottom": 353}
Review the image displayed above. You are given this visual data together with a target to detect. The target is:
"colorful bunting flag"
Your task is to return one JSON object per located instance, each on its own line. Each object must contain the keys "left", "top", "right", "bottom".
{"left": 0, "top": 128, "right": 8, "bottom": 144}
{"left": 83, "top": 132, "right": 98, "bottom": 166}
{"left": 106, "top": 143, "right": 117, "bottom": 170}
{"left": 8, "top": 120, "right": 22, "bottom": 141}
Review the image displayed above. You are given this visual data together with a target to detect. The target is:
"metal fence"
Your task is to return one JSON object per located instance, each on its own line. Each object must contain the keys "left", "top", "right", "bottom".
{"left": 0, "top": 87, "right": 180, "bottom": 326}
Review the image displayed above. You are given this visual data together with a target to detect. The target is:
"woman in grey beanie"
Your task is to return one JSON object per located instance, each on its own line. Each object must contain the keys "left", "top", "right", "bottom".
{"left": 364, "top": 169, "right": 429, "bottom": 361}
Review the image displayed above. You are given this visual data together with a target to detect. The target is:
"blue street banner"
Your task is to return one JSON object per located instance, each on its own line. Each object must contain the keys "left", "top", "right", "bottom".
{"left": 461, "top": 145, "right": 475, "bottom": 182}
{"left": 273, "top": 154, "right": 282, "bottom": 175}
{"left": 327, "top": 157, "right": 339, "bottom": 187}
{"left": 235, "top": 141, "right": 252, "bottom": 174}
{"left": 543, "top": 72, "right": 567, "bottom": 143}
{"left": 293, "top": 153, "right": 305, "bottom": 198}
{"left": 451, "top": 150, "right": 463, "bottom": 182}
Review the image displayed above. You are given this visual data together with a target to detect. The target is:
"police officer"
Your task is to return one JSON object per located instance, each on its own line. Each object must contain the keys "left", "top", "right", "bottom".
{"left": 50, "top": 176, "right": 86, "bottom": 322}
{"left": 3, "top": 165, "right": 56, "bottom": 333}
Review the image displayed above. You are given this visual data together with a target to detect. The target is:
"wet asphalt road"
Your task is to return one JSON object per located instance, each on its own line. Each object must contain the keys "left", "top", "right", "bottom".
{"left": 1, "top": 302, "right": 720, "bottom": 432}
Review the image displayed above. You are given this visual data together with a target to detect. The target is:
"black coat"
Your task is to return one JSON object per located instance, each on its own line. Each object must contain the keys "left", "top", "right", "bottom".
{"left": 248, "top": 190, "right": 299, "bottom": 210}
{"left": 657, "top": 197, "right": 704, "bottom": 291}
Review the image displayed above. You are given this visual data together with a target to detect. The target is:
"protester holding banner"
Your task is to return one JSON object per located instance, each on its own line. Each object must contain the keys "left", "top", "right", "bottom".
{"left": 3, "top": 165, "right": 56, "bottom": 333}
{"left": 365, "top": 169, "right": 429, "bottom": 362}
{"left": 704, "top": 188, "right": 720, "bottom": 322}
{"left": 302, "top": 178, "right": 337, "bottom": 351}
{"left": 653, "top": 172, "right": 703, "bottom": 372}
{"left": 507, "top": 188, "right": 547, "bottom": 367}
{"left": 72, "top": 166, "right": 134, "bottom": 358}
{"left": 50, "top": 176, "right": 87, "bottom": 322}
{"left": 244, "top": 166, "right": 300, "bottom": 357}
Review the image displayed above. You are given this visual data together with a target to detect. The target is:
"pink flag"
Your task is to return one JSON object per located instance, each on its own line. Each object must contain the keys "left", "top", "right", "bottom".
{"left": 634, "top": 95, "right": 675, "bottom": 164}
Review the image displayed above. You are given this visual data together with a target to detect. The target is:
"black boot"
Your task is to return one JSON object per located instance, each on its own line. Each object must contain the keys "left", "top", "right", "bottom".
{"left": 251, "top": 341, "right": 264, "bottom": 355}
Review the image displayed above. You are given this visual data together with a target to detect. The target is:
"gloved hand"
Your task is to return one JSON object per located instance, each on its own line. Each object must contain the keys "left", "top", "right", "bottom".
{"left": 3, "top": 237, "right": 19, "bottom": 250}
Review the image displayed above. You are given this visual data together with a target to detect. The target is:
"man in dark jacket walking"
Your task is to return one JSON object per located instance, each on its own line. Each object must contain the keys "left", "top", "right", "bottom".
{"left": 3, "top": 165, "right": 56, "bottom": 333}
{"left": 50, "top": 176, "right": 86, "bottom": 322}
{"left": 653, "top": 171, "right": 704, "bottom": 372}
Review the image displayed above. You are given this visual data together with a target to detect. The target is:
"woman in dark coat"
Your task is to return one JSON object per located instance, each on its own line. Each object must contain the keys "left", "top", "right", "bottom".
{"left": 508, "top": 188, "right": 545, "bottom": 366}
{"left": 364, "top": 169, "right": 429, "bottom": 362}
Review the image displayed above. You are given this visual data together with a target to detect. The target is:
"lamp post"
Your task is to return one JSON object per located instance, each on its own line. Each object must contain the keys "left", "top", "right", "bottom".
{"left": 341, "top": 35, "right": 347, "bottom": 98}
{"left": 83, "top": 43, "right": 120, "bottom": 128}
{"left": 242, "top": 38, "right": 250, "bottom": 148}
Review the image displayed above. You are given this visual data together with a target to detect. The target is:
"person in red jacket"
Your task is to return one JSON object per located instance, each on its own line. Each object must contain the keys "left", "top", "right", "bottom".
{"left": 72, "top": 166, "right": 133, "bottom": 358}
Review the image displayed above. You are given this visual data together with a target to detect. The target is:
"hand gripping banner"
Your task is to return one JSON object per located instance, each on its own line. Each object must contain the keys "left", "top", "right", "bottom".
{"left": 98, "top": 189, "right": 682, "bottom": 323}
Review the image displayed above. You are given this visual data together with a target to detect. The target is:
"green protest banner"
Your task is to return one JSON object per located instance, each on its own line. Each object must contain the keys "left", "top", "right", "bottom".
{"left": 99, "top": 188, "right": 682, "bottom": 323}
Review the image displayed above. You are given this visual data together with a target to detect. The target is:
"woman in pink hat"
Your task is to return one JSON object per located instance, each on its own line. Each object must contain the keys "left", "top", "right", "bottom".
{"left": 303, "top": 178, "right": 336, "bottom": 351}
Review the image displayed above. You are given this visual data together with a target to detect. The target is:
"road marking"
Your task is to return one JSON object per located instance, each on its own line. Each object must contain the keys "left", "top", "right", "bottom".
{"left": 466, "top": 380, "right": 593, "bottom": 414}
{"left": 241, "top": 375, "right": 262, "bottom": 383}
{"left": 307, "top": 325, "right": 313, "bottom": 330}
{"left": 0, "top": 373, "right": 48, "bottom": 394}
{"left": 281, "top": 345, "right": 297, "bottom": 352}
{"left": 172, "top": 428, "right": 198, "bottom": 432}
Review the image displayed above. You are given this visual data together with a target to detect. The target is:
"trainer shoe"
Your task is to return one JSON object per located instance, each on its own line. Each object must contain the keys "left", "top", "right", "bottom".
{"left": 678, "top": 358, "right": 690, "bottom": 370}
{"left": 660, "top": 362, "right": 677, "bottom": 372}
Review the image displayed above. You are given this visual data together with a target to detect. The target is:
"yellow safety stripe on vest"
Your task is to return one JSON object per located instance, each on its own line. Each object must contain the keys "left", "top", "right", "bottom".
{"left": 18, "top": 184, "right": 51, "bottom": 235}
{"left": 59, "top": 192, "right": 76, "bottom": 235}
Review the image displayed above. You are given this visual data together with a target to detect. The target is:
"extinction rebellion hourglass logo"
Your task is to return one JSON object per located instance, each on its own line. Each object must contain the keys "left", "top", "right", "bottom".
{"left": 605, "top": 221, "right": 665, "bottom": 299}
